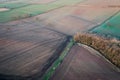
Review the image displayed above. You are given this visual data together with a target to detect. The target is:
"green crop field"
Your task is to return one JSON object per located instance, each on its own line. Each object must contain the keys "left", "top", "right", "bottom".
{"left": 91, "top": 12, "right": 120, "bottom": 39}
{"left": 0, "top": 0, "right": 83, "bottom": 23}
{"left": 0, "top": 3, "right": 29, "bottom": 9}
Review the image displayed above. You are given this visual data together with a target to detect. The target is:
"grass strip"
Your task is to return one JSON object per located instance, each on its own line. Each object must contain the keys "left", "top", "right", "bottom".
{"left": 42, "top": 38, "right": 75, "bottom": 80}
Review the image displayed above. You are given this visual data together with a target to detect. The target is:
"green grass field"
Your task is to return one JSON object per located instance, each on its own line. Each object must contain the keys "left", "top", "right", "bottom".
{"left": 0, "top": 0, "right": 83, "bottom": 23}
{"left": 0, "top": 3, "right": 29, "bottom": 9}
{"left": 91, "top": 12, "right": 120, "bottom": 39}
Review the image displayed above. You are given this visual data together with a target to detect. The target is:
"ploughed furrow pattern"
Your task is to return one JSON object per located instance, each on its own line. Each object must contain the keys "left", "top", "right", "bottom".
{"left": 0, "top": 22, "right": 67, "bottom": 80}
{"left": 50, "top": 45, "right": 120, "bottom": 80}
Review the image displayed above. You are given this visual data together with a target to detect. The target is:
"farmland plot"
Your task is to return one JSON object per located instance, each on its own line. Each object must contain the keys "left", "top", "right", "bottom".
{"left": 33, "top": 2, "right": 119, "bottom": 35}
{"left": 0, "top": 0, "right": 120, "bottom": 80}
{"left": 0, "top": 20, "right": 67, "bottom": 78}
{"left": 0, "top": 0, "right": 83, "bottom": 23}
{"left": 91, "top": 12, "right": 120, "bottom": 39}
{"left": 50, "top": 45, "right": 120, "bottom": 80}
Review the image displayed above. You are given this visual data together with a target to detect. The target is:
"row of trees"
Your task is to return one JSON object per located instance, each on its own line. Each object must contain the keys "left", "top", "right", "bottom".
{"left": 74, "top": 33, "right": 120, "bottom": 68}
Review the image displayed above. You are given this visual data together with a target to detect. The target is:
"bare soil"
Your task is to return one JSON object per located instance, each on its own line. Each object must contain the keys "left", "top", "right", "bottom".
{"left": 0, "top": 8, "right": 9, "bottom": 12}
{"left": 0, "top": 20, "right": 67, "bottom": 77}
{"left": 30, "top": 0, "right": 120, "bottom": 35}
{"left": 50, "top": 45, "right": 120, "bottom": 80}
{"left": 0, "top": 0, "right": 120, "bottom": 79}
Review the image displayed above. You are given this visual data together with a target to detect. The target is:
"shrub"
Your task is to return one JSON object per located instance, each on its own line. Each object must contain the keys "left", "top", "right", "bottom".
{"left": 74, "top": 33, "right": 120, "bottom": 68}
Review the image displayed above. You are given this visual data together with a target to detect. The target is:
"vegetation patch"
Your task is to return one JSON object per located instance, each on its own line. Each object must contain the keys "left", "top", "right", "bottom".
{"left": 0, "top": 3, "right": 29, "bottom": 9}
{"left": 42, "top": 38, "right": 75, "bottom": 80}
{"left": 0, "top": 0, "right": 83, "bottom": 23}
{"left": 74, "top": 33, "right": 120, "bottom": 68}
{"left": 91, "top": 12, "right": 120, "bottom": 39}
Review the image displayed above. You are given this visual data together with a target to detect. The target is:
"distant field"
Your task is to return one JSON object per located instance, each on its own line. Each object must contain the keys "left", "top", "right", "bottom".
{"left": 0, "top": 3, "right": 29, "bottom": 9}
{"left": 91, "top": 12, "right": 120, "bottom": 39}
{"left": 0, "top": 0, "right": 17, "bottom": 3}
{"left": 0, "top": 0, "right": 55, "bottom": 3}
{"left": 0, "top": 0, "right": 83, "bottom": 23}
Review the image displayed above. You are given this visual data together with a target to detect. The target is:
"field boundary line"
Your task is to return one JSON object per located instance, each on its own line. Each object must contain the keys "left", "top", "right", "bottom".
{"left": 41, "top": 37, "right": 75, "bottom": 80}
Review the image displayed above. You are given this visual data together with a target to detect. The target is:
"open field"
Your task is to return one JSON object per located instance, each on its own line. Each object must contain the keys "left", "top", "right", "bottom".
{"left": 50, "top": 45, "right": 120, "bottom": 80}
{"left": 0, "top": 0, "right": 56, "bottom": 4}
{"left": 0, "top": 20, "right": 67, "bottom": 79}
{"left": 31, "top": 0, "right": 57, "bottom": 4}
{"left": 0, "top": 0, "right": 83, "bottom": 23}
{"left": 33, "top": 2, "right": 119, "bottom": 35}
{"left": 0, "top": 0, "right": 120, "bottom": 80}
{"left": 0, "top": 3, "right": 29, "bottom": 9}
{"left": 91, "top": 12, "right": 120, "bottom": 39}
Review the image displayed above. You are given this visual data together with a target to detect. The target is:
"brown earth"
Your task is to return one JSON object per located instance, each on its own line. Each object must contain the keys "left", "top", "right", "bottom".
{"left": 50, "top": 45, "right": 120, "bottom": 80}
{"left": 29, "top": 0, "right": 120, "bottom": 35}
{"left": 0, "top": 0, "right": 120, "bottom": 79}
{"left": 0, "top": 8, "right": 9, "bottom": 12}
{"left": 0, "top": 21, "right": 67, "bottom": 77}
